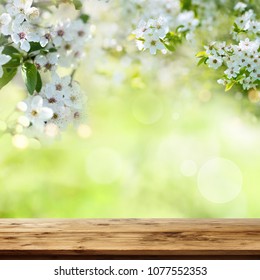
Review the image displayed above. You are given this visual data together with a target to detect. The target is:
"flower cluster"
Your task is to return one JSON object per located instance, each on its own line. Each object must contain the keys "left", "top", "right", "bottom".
{"left": 233, "top": 3, "right": 260, "bottom": 40}
{"left": 131, "top": 0, "right": 199, "bottom": 55}
{"left": 191, "top": 0, "right": 226, "bottom": 29}
{"left": 132, "top": 17, "right": 169, "bottom": 55}
{"left": 0, "top": 0, "right": 89, "bottom": 141}
{"left": 19, "top": 73, "right": 86, "bottom": 139}
{"left": 198, "top": 3, "right": 260, "bottom": 91}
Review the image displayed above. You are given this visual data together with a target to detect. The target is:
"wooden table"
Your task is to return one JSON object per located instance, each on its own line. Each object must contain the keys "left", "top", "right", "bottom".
{"left": 0, "top": 219, "right": 259, "bottom": 259}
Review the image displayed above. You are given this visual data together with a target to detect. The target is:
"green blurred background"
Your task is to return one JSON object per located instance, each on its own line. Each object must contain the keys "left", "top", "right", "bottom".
{"left": 0, "top": 1, "right": 260, "bottom": 218}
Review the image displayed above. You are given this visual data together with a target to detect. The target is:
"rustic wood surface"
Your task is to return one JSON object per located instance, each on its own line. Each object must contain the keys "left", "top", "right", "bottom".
{"left": 0, "top": 219, "right": 259, "bottom": 259}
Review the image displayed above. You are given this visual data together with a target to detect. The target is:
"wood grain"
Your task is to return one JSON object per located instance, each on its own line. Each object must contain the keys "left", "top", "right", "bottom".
{"left": 0, "top": 219, "right": 259, "bottom": 259}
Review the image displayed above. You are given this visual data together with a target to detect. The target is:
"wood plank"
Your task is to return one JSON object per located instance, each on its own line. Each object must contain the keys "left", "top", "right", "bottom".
{"left": 0, "top": 219, "right": 259, "bottom": 259}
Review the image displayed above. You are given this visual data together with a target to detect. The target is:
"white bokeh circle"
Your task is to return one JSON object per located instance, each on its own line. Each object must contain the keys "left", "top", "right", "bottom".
{"left": 198, "top": 157, "right": 243, "bottom": 203}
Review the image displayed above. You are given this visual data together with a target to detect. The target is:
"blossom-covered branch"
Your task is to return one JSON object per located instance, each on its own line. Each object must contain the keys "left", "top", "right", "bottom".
{"left": 131, "top": 0, "right": 199, "bottom": 55}
{"left": 197, "top": 2, "right": 260, "bottom": 92}
{"left": 0, "top": 0, "right": 89, "bottom": 141}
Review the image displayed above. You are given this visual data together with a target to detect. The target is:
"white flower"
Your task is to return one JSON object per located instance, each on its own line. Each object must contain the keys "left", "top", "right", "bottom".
{"left": 11, "top": 21, "right": 40, "bottom": 52}
{"left": 143, "top": 34, "right": 165, "bottom": 55}
{"left": 132, "top": 19, "right": 147, "bottom": 38}
{"left": 0, "top": 47, "right": 11, "bottom": 78}
{"left": 242, "top": 76, "right": 255, "bottom": 90}
{"left": 215, "top": 41, "right": 226, "bottom": 55}
{"left": 26, "top": 7, "right": 39, "bottom": 21}
{"left": 71, "top": 19, "right": 90, "bottom": 45}
{"left": 23, "top": 95, "right": 53, "bottom": 131}
{"left": 250, "top": 68, "right": 260, "bottom": 80}
{"left": 0, "top": 13, "right": 12, "bottom": 35}
{"left": 239, "top": 38, "right": 259, "bottom": 52}
{"left": 165, "top": 0, "right": 181, "bottom": 15}
{"left": 71, "top": 108, "right": 85, "bottom": 127}
{"left": 235, "top": 10, "right": 255, "bottom": 30}
{"left": 40, "top": 86, "right": 64, "bottom": 107}
{"left": 7, "top": 0, "right": 33, "bottom": 15}
{"left": 136, "top": 39, "right": 145, "bottom": 51}
{"left": 52, "top": 21, "right": 73, "bottom": 47}
{"left": 45, "top": 104, "right": 70, "bottom": 130}
{"left": 248, "top": 21, "right": 260, "bottom": 34}
{"left": 176, "top": 11, "right": 199, "bottom": 32}
{"left": 204, "top": 4, "right": 260, "bottom": 91}
{"left": 224, "top": 68, "right": 238, "bottom": 79}
{"left": 186, "top": 32, "right": 195, "bottom": 42}
{"left": 217, "top": 79, "right": 226, "bottom": 86}
{"left": 63, "top": 81, "right": 84, "bottom": 109}
{"left": 35, "top": 53, "right": 59, "bottom": 72}
{"left": 6, "top": 0, "right": 39, "bottom": 23}
{"left": 152, "top": 16, "right": 169, "bottom": 38}
{"left": 234, "top": 2, "right": 247, "bottom": 12}
{"left": 38, "top": 29, "right": 53, "bottom": 47}
{"left": 45, "top": 73, "right": 71, "bottom": 96}
{"left": 207, "top": 56, "right": 223, "bottom": 69}
{"left": 132, "top": 4, "right": 200, "bottom": 55}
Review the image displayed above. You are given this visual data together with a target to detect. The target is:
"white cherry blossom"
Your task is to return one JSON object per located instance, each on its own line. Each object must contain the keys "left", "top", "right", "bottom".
{"left": 0, "top": 13, "right": 12, "bottom": 35}
{"left": 23, "top": 95, "right": 53, "bottom": 131}
{"left": 11, "top": 21, "right": 40, "bottom": 52}
{"left": 35, "top": 53, "right": 59, "bottom": 72}
{"left": 0, "top": 47, "right": 11, "bottom": 78}
{"left": 143, "top": 34, "right": 165, "bottom": 55}
{"left": 52, "top": 20, "right": 73, "bottom": 47}
{"left": 203, "top": 5, "right": 260, "bottom": 91}
{"left": 206, "top": 56, "right": 223, "bottom": 70}
{"left": 0, "top": 0, "right": 88, "bottom": 142}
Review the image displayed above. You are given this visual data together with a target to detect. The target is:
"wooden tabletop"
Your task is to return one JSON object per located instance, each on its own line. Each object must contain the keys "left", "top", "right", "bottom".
{"left": 0, "top": 219, "right": 260, "bottom": 259}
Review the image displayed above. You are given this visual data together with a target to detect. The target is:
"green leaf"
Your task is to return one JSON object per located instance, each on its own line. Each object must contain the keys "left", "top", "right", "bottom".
{"left": 21, "top": 62, "right": 38, "bottom": 95}
{"left": 35, "top": 71, "right": 42, "bottom": 93}
{"left": 47, "top": 48, "right": 57, "bottom": 53}
{"left": 165, "top": 32, "right": 182, "bottom": 43}
{"left": 197, "top": 56, "right": 208, "bottom": 66}
{"left": 2, "top": 56, "right": 21, "bottom": 68}
{"left": 196, "top": 51, "right": 207, "bottom": 58}
{"left": 2, "top": 46, "right": 20, "bottom": 56}
{"left": 79, "top": 13, "right": 90, "bottom": 23}
{"left": 162, "top": 32, "right": 183, "bottom": 52}
{"left": 225, "top": 81, "right": 235, "bottom": 92}
{"left": 0, "top": 35, "right": 8, "bottom": 46}
{"left": 1, "top": 46, "right": 22, "bottom": 68}
{"left": 233, "top": 22, "right": 241, "bottom": 33}
{"left": 236, "top": 74, "right": 245, "bottom": 82}
{"left": 176, "top": 25, "right": 185, "bottom": 32}
{"left": 73, "top": 0, "right": 82, "bottom": 10}
{"left": 163, "top": 42, "right": 176, "bottom": 52}
{"left": 0, "top": 67, "right": 18, "bottom": 90}
{"left": 29, "top": 42, "right": 44, "bottom": 53}
{"left": 182, "top": 0, "right": 192, "bottom": 10}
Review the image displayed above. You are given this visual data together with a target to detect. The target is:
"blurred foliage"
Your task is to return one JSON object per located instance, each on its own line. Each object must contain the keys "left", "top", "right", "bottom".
{"left": 0, "top": 0, "right": 260, "bottom": 218}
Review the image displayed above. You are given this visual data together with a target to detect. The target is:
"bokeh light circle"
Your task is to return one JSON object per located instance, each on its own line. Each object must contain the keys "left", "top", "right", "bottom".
{"left": 132, "top": 94, "right": 163, "bottom": 124}
{"left": 198, "top": 158, "right": 243, "bottom": 203}
{"left": 86, "top": 148, "right": 123, "bottom": 184}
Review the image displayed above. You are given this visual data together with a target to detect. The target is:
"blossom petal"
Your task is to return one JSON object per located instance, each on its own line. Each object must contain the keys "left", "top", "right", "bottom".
{"left": 20, "top": 40, "right": 31, "bottom": 52}
{"left": 0, "top": 54, "right": 11, "bottom": 65}
{"left": 32, "top": 96, "right": 43, "bottom": 109}
{"left": 39, "top": 108, "right": 54, "bottom": 120}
